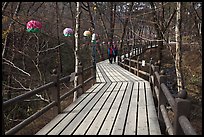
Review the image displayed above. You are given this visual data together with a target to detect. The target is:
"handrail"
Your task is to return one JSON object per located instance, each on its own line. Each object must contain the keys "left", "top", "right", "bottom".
{"left": 3, "top": 81, "right": 56, "bottom": 108}
{"left": 118, "top": 42, "right": 197, "bottom": 135}
{"left": 179, "top": 115, "right": 197, "bottom": 135}
{"left": 3, "top": 65, "right": 96, "bottom": 135}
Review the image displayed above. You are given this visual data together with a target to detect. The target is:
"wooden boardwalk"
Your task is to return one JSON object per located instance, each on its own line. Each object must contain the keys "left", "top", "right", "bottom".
{"left": 36, "top": 60, "right": 161, "bottom": 135}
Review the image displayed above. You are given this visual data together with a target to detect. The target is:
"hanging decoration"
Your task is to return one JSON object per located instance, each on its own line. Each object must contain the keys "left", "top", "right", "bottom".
{"left": 26, "top": 20, "right": 42, "bottom": 33}
{"left": 83, "top": 30, "right": 91, "bottom": 37}
{"left": 63, "top": 28, "right": 74, "bottom": 37}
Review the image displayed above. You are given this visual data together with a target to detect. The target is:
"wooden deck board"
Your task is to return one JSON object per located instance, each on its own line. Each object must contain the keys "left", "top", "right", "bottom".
{"left": 84, "top": 83, "right": 119, "bottom": 135}
{"left": 36, "top": 59, "right": 161, "bottom": 135}
{"left": 59, "top": 83, "right": 111, "bottom": 135}
{"left": 124, "top": 82, "right": 138, "bottom": 135}
{"left": 97, "top": 82, "right": 128, "bottom": 135}
{"left": 74, "top": 83, "right": 121, "bottom": 135}
{"left": 111, "top": 82, "right": 133, "bottom": 135}
{"left": 35, "top": 83, "right": 101, "bottom": 135}
{"left": 45, "top": 83, "right": 105, "bottom": 135}
{"left": 137, "top": 82, "right": 148, "bottom": 135}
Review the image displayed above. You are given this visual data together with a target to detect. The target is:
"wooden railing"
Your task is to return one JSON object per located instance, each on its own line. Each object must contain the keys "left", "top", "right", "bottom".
{"left": 118, "top": 43, "right": 197, "bottom": 135}
{"left": 2, "top": 64, "right": 96, "bottom": 135}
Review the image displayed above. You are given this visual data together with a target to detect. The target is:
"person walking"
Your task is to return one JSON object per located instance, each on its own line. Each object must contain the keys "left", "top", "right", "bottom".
{"left": 112, "top": 44, "right": 118, "bottom": 63}
{"left": 108, "top": 45, "right": 113, "bottom": 64}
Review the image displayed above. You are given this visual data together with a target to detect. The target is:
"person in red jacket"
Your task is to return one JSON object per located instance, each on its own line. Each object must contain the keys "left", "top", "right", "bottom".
{"left": 108, "top": 45, "right": 113, "bottom": 64}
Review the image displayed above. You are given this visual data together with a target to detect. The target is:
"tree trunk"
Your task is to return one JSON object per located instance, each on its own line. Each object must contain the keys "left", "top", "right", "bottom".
{"left": 56, "top": 2, "right": 62, "bottom": 74}
{"left": 119, "top": 2, "right": 134, "bottom": 56}
{"left": 149, "top": 2, "right": 163, "bottom": 70}
{"left": 2, "top": 2, "right": 21, "bottom": 58}
{"left": 96, "top": 2, "right": 108, "bottom": 39}
{"left": 109, "top": 2, "right": 116, "bottom": 46}
{"left": 73, "top": 2, "right": 81, "bottom": 102}
{"left": 175, "top": 2, "right": 184, "bottom": 92}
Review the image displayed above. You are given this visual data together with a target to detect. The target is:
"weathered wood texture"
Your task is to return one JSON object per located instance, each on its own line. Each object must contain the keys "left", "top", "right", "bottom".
{"left": 36, "top": 60, "right": 161, "bottom": 135}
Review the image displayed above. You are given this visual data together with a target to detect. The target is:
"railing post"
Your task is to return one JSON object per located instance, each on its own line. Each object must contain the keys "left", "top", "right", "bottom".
{"left": 152, "top": 65, "right": 159, "bottom": 98}
{"left": 91, "top": 63, "right": 96, "bottom": 85}
{"left": 119, "top": 55, "right": 121, "bottom": 65}
{"left": 173, "top": 98, "right": 191, "bottom": 135}
{"left": 157, "top": 74, "right": 167, "bottom": 122}
{"left": 2, "top": 97, "right": 5, "bottom": 135}
{"left": 129, "top": 58, "right": 131, "bottom": 72}
{"left": 137, "top": 56, "right": 140, "bottom": 76}
{"left": 135, "top": 46, "right": 137, "bottom": 55}
{"left": 51, "top": 69, "right": 61, "bottom": 116}
{"left": 149, "top": 58, "right": 153, "bottom": 83}
{"left": 128, "top": 44, "right": 130, "bottom": 58}
{"left": 78, "top": 63, "right": 84, "bottom": 94}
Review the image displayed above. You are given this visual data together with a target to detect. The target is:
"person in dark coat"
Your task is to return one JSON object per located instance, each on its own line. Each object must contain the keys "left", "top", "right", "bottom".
{"left": 112, "top": 44, "right": 118, "bottom": 63}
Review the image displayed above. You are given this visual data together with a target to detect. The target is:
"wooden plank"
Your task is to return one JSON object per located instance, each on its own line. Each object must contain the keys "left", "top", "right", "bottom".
{"left": 98, "top": 82, "right": 128, "bottom": 135}
{"left": 36, "top": 59, "right": 161, "bottom": 135}
{"left": 47, "top": 83, "right": 106, "bottom": 135}
{"left": 109, "top": 64, "right": 131, "bottom": 82}
{"left": 100, "top": 61, "right": 130, "bottom": 82}
{"left": 60, "top": 83, "right": 112, "bottom": 135}
{"left": 84, "top": 82, "right": 122, "bottom": 135}
{"left": 107, "top": 65, "right": 125, "bottom": 82}
{"left": 35, "top": 83, "right": 101, "bottom": 135}
{"left": 96, "top": 66, "right": 100, "bottom": 82}
{"left": 106, "top": 64, "right": 129, "bottom": 82}
{"left": 97, "top": 64, "right": 111, "bottom": 82}
{"left": 104, "top": 65, "right": 119, "bottom": 82}
{"left": 72, "top": 83, "right": 118, "bottom": 135}
{"left": 96, "top": 65, "right": 105, "bottom": 83}
{"left": 111, "top": 82, "right": 133, "bottom": 135}
{"left": 145, "top": 82, "right": 161, "bottom": 135}
{"left": 100, "top": 64, "right": 116, "bottom": 82}
{"left": 137, "top": 81, "right": 148, "bottom": 135}
{"left": 124, "top": 82, "right": 139, "bottom": 135}
{"left": 112, "top": 64, "right": 145, "bottom": 82}
{"left": 35, "top": 114, "right": 67, "bottom": 135}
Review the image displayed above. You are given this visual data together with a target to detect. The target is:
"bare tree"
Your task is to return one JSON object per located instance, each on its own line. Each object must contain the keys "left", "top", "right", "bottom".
{"left": 175, "top": 2, "right": 184, "bottom": 92}
{"left": 56, "top": 2, "right": 62, "bottom": 74}
{"left": 73, "top": 2, "right": 81, "bottom": 102}
{"left": 2, "top": 2, "right": 21, "bottom": 58}
{"left": 119, "top": 2, "right": 134, "bottom": 55}
{"left": 109, "top": 2, "right": 116, "bottom": 46}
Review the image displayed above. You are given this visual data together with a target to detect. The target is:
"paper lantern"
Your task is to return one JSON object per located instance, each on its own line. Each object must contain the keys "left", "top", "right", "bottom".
{"left": 83, "top": 30, "right": 91, "bottom": 37}
{"left": 26, "top": 20, "right": 42, "bottom": 33}
{"left": 63, "top": 28, "right": 73, "bottom": 37}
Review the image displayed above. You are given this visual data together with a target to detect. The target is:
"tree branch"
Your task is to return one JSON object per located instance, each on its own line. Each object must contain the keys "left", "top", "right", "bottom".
{"left": 192, "top": 2, "right": 202, "bottom": 21}
{"left": 37, "top": 43, "right": 65, "bottom": 53}
{"left": 3, "top": 58, "right": 31, "bottom": 77}
{"left": 29, "top": 2, "right": 44, "bottom": 16}
{"left": 163, "top": 9, "right": 176, "bottom": 33}
{"left": 12, "top": 76, "right": 31, "bottom": 91}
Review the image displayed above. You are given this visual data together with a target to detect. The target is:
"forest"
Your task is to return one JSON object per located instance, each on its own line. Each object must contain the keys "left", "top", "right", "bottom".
{"left": 2, "top": 2, "right": 202, "bottom": 135}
